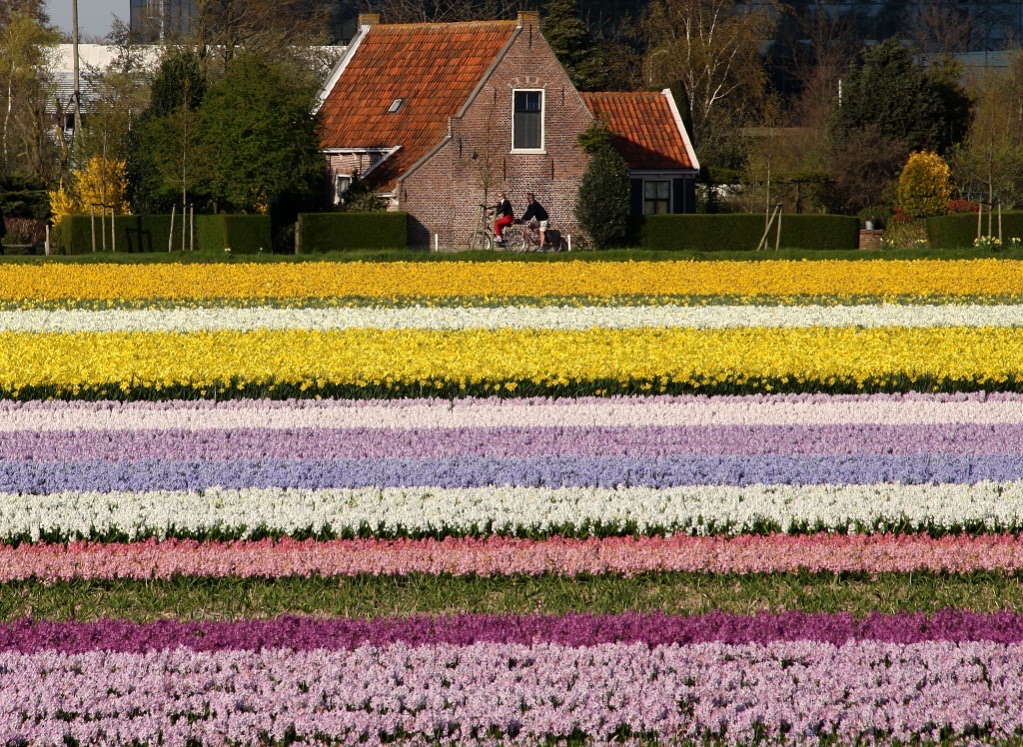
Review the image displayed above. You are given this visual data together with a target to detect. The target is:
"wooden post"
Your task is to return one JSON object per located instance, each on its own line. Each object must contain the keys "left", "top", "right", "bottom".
{"left": 110, "top": 208, "right": 116, "bottom": 253}
{"left": 90, "top": 206, "right": 96, "bottom": 253}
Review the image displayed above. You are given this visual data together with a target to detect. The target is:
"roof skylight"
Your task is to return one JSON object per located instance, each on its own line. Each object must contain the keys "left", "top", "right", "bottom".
{"left": 388, "top": 98, "right": 405, "bottom": 113}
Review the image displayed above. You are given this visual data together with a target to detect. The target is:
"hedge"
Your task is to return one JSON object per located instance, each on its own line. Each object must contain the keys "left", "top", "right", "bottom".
{"left": 632, "top": 214, "right": 860, "bottom": 251}
{"left": 297, "top": 212, "right": 408, "bottom": 253}
{"left": 51, "top": 214, "right": 271, "bottom": 254}
{"left": 195, "top": 215, "right": 271, "bottom": 254}
{"left": 926, "top": 212, "right": 1023, "bottom": 249}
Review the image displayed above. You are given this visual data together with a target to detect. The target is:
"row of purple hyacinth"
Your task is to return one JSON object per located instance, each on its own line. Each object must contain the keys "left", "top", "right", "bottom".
{"left": 3, "top": 454, "right": 1023, "bottom": 493}
{"left": 6, "top": 610, "right": 1023, "bottom": 654}
{"left": 4, "top": 422, "right": 1023, "bottom": 461}
{"left": 5, "top": 640, "right": 1023, "bottom": 746}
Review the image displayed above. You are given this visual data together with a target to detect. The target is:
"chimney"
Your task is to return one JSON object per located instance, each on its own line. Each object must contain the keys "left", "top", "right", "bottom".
{"left": 358, "top": 13, "right": 380, "bottom": 26}
{"left": 517, "top": 10, "right": 540, "bottom": 26}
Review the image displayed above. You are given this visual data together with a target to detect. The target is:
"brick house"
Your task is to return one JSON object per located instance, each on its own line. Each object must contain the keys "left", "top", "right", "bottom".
{"left": 317, "top": 11, "right": 698, "bottom": 248}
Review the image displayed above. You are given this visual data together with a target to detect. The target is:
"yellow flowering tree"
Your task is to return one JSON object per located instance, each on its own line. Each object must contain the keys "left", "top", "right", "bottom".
{"left": 897, "top": 151, "right": 952, "bottom": 219}
{"left": 48, "top": 157, "right": 131, "bottom": 226}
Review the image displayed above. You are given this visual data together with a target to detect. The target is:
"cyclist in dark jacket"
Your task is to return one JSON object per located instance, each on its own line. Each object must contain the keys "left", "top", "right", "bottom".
{"left": 521, "top": 192, "right": 549, "bottom": 249}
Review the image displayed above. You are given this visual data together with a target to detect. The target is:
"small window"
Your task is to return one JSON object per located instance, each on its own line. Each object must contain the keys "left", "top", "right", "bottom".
{"left": 513, "top": 90, "right": 543, "bottom": 151}
{"left": 643, "top": 181, "right": 670, "bottom": 215}
{"left": 335, "top": 174, "right": 352, "bottom": 204}
{"left": 388, "top": 98, "right": 405, "bottom": 113}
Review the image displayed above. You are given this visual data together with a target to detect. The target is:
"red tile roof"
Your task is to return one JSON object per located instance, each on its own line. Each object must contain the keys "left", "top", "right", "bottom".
{"left": 318, "top": 21, "right": 518, "bottom": 189}
{"left": 581, "top": 91, "right": 697, "bottom": 171}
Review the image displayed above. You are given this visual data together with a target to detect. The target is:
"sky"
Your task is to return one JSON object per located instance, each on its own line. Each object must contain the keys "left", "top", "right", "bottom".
{"left": 48, "top": 0, "right": 129, "bottom": 41}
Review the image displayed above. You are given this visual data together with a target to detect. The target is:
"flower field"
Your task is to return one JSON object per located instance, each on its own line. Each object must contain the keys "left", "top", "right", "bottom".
{"left": 4, "top": 259, "right": 1023, "bottom": 745}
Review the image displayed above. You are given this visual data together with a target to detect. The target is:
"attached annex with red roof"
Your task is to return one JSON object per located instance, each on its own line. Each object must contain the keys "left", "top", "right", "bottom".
{"left": 582, "top": 90, "right": 700, "bottom": 215}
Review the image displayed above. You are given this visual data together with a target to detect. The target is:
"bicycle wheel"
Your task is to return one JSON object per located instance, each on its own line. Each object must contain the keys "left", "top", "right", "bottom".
{"left": 503, "top": 226, "right": 530, "bottom": 253}
{"left": 468, "top": 229, "right": 493, "bottom": 251}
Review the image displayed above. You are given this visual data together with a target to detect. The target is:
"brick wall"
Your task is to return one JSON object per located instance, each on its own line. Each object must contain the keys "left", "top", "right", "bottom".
{"left": 399, "top": 15, "right": 594, "bottom": 249}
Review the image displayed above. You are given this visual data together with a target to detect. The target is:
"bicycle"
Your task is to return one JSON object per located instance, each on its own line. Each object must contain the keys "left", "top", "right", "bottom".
{"left": 502, "top": 219, "right": 565, "bottom": 253}
{"left": 468, "top": 204, "right": 497, "bottom": 251}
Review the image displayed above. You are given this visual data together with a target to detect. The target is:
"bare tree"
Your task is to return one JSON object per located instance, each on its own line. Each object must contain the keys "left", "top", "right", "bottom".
{"left": 186, "top": 0, "right": 336, "bottom": 76}
{"left": 366, "top": 0, "right": 520, "bottom": 25}
{"left": 642, "top": 0, "right": 778, "bottom": 150}
{"left": 905, "top": 1, "right": 975, "bottom": 55}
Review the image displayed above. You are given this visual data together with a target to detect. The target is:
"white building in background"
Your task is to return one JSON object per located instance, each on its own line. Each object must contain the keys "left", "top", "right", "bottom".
{"left": 129, "top": 0, "right": 196, "bottom": 42}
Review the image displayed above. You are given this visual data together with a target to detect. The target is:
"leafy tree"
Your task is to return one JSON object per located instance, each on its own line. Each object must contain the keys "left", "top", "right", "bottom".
{"left": 541, "top": 0, "right": 608, "bottom": 91}
{"left": 642, "top": 0, "right": 777, "bottom": 150}
{"left": 824, "top": 39, "right": 970, "bottom": 215}
{"left": 128, "top": 50, "right": 208, "bottom": 213}
{"left": 834, "top": 38, "right": 971, "bottom": 157}
{"left": 0, "top": 10, "right": 61, "bottom": 181}
{"left": 575, "top": 136, "right": 630, "bottom": 250}
{"left": 76, "top": 20, "right": 152, "bottom": 168}
{"left": 897, "top": 151, "right": 952, "bottom": 218}
{"left": 0, "top": 0, "right": 49, "bottom": 28}
{"left": 819, "top": 125, "right": 908, "bottom": 215}
{"left": 198, "top": 52, "right": 325, "bottom": 219}
{"left": 948, "top": 51, "right": 1023, "bottom": 209}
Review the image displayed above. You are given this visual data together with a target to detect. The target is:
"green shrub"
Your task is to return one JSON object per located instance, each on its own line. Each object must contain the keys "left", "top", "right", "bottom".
{"left": 51, "top": 213, "right": 272, "bottom": 254}
{"left": 897, "top": 151, "right": 952, "bottom": 219}
{"left": 195, "top": 215, "right": 272, "bottom": 254}
{"left": 635, "top": 214, "right": 860, "bottom": 251}
{"left": 575, "top": 144, "right": 631, "bottom": 250}
{"left": 296, "top": 212, "right": 408, "bottom": 252}
{"left": 926, "top": 211, "right": 1023, "bottom": 249}
{"left": 52, "top": 214, "right": 175, "bottom": 254}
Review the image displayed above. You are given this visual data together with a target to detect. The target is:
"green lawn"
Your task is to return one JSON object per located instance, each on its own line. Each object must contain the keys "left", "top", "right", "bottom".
{"left": 3, "top": 572, "right": 1021, "bottom": 622}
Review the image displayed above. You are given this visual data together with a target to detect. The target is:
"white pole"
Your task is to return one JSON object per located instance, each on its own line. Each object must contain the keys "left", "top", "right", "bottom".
{"left": 169, "top": 204, "right": 176, "bottom": 252}
{"left": 110, "top": 208, "right": 116, "bottom": 252}
{"left": 45, "top": 224, "right": 50, "bottom": 256}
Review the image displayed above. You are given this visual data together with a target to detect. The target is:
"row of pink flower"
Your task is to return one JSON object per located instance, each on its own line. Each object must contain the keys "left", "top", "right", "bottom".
{"left": 6, "top": 422, "right": 1023, "bottom": 460}
{"left": 3, "top": 640, "right": 1023, "bottom": 745}
{"left": 2, "top": 391, "right": 1022, "bottom": 433}
{"left": 8, "top": 609, "right": 1023, "bottom": 653}
{"left": 9, "top": 533, "right": 1023, "bottom": 580}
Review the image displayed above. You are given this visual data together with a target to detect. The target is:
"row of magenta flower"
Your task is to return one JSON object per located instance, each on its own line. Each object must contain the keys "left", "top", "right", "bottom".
{"left": 6, "top": 612, "right": 1023, "bottom": 745}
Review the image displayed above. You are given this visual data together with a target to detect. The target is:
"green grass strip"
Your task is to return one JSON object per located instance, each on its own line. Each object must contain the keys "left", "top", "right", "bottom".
{"left": 13, "top": 246, "right": 1023, "bottom": 263}
{"left": 7, "top": 293, "right": 1023, "bottom": 311}
{"left": 4, "top": 572, "right": 1023, "bottom": 623}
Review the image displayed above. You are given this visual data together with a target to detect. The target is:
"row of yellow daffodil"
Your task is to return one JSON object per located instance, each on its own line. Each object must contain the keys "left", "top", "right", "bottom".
{"left": 1, "top": 327, "right": 1020, "bottom": 399}
{"left": 3, "top": 260, "right": 1023, "bottom": 306}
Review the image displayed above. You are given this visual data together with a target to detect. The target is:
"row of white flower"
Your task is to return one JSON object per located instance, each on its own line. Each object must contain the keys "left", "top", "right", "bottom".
{"left": 1, "top": 394, "right": 1019, "bottom": 432}
{"left": 3, "top": 304, "right": 1023, "bottom": 333}
{"left": 8, "top": 481, "right": 1023, "bottom": 542}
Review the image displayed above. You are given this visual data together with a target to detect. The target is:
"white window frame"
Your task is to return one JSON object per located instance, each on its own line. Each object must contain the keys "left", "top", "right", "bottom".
{"left": 511, "top": 88, "right": 545, "bottom": 154}
{"left": 334, "top": 174, "right": 353, "bottom": 205}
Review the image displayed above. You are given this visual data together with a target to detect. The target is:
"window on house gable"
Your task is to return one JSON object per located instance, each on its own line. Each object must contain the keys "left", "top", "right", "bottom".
{"left": 512, "top": 90, "right": 543, "bottom": 151}
{"left": 643, "top": 180, "right": 671, "bottom": 215}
